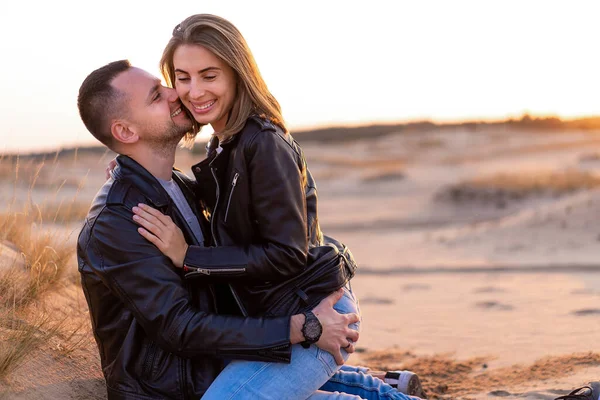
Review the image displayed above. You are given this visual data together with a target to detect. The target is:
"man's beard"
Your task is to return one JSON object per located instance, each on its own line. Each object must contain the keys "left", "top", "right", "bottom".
{"left": 146, "top": 121, "right": 192, "bottom": 158}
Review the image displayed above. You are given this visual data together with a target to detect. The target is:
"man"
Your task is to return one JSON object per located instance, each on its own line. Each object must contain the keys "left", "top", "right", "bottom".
{"left": 77, "top": 60, "right": 422, "bottom": 400}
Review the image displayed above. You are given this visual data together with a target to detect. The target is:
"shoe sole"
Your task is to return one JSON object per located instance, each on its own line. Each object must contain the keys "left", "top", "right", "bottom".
{"left": 404, "top": 374, "right": 427, "bottom": 399}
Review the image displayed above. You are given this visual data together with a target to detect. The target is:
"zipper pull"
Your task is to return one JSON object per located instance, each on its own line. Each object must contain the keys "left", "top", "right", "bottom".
{"left": 183, "top": 266, "right": 211, "bottom": 275}
{"left": 232, "top": 172, "right": 239, "bottom": 187}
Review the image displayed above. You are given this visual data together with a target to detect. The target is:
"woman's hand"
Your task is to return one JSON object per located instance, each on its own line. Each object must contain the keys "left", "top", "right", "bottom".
{"left": 105, "top": 158, "right": 117, "bottom": 180}
{"left": 132, "top": 203, "right": 189, "bottom": 268}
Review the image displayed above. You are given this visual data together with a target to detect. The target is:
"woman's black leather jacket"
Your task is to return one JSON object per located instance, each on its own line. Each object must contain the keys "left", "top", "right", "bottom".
{"left": 184, "top": 116, "right": 357, "bottom": 317}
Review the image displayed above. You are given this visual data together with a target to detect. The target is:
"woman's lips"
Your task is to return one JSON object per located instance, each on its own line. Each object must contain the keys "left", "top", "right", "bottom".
{"left": 190, "top": 100, "right": 216, "bottom": 114}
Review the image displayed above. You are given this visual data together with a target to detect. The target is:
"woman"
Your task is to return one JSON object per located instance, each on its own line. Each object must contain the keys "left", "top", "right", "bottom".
{"left": 132, "top": 13, "right": 425, "bottom": 399}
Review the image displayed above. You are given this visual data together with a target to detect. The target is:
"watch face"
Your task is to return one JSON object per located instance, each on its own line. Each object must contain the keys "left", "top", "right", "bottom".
{"left": 304, "top": 318, "right": 322, "bottom": 341}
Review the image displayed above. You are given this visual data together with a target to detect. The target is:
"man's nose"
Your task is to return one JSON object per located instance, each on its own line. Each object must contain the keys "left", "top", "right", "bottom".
{"left": 165, "top": 87, "right": 179, "bottom": 102}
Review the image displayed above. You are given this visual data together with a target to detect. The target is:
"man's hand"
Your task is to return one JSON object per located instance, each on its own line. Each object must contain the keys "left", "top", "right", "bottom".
{"left": 290, "top": 289, "right": 360, "bottom": 365}
{"left": 313, "top": 289, "right": 360, "bottom": 365}
{"left": 105, "top": 158, "right": 117, "bottom": 180}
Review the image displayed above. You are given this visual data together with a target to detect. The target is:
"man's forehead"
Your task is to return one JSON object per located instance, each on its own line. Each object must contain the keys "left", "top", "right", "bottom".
{"left": 112, "top": 67, "right": 160, "bottom": 94}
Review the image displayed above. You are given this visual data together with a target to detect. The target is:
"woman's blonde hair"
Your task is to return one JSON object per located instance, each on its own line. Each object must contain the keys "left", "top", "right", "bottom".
{"left": 160, "top": 14, "right": 286, "bottom": 145}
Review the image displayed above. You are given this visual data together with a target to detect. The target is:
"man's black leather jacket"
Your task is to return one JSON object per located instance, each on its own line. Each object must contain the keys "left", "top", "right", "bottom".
{"left": 184, "top": 116, "right": 355, "bottom": 317}
{"left": 77, "top": 155, "right": 292, "bottom": 400}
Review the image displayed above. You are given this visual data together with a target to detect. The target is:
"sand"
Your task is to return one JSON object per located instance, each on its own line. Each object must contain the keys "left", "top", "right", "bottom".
{"left": 2, "top": 125, "right": 600, "bottom": 399}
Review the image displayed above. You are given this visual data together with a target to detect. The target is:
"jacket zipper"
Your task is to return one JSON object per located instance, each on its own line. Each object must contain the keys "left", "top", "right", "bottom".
{"left": 180, "top": 357, "right": 189, "bottom": 400}
{"left": 185, "top": 267, "right": 246, "bottom": 276}
{"left": 210, "top": 162, "right": 248, "bottom": 316}
{"left": 223, "top": 172, "right": 239, "bottom": 223}
{"left": 142, "top": 341, "right": 157, "bottom": 379}
{"left": 210, "top": 165, "right": 221, "bottom": 246}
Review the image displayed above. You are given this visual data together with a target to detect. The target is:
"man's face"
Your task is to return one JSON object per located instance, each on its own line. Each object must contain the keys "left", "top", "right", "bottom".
{"left": 111, "top": 67, "right": 192, "bottom": 145}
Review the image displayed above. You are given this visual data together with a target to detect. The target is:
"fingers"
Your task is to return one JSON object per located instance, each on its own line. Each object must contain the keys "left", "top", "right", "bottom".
{"left": 138, "top": 203, "right": 173, "bottom": 226}
{"left": 346, "top": 328, "right": 360, "bottom": 343}
{"left": 133, "top": 211, "right": 163, "bottom": 237}
{"left": 133, "top": 206, "right": 165, "bottom": 231}
{"left": 325, "top": 288, "right": 344, "bottom": 307}
{"left": 138, "top": 227, "right": 164, "bottom": 251}
{"left": 343, "top": 342, "right": 355, "bottom": 354}
{"left": 332, "top": 349, "right": 344, "bottom": 366}
{"left": 106, "top": 159, "right": 117, "bottom": 180}
{"left": 345, "top": 312, "right": 360, "bottom": 325}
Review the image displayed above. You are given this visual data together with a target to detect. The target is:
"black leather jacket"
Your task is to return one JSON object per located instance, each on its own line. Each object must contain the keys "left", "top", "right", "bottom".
{"left": 184, "top": 116, "right": 353, "bottom": 317}
{"left": 77, "top": 155, "right": 292, "bottom": 400}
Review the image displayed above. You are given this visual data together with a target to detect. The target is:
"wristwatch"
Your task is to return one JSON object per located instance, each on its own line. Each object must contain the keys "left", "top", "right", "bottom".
{"left": 300, "top": 310, "right": 322, "bottom": 349}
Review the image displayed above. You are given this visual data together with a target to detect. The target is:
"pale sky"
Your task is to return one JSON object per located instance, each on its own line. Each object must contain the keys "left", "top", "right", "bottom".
{"left": 1, "top": 0, "right": 599, "bottom": 153}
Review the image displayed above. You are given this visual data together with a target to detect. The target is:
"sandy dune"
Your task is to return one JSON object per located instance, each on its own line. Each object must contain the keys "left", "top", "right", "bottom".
{"left": 2, "top": 125, "right": 600, "bottom": 399}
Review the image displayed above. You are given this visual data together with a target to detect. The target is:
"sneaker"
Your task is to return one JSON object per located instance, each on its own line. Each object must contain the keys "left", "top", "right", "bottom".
{"left": 384, "top": 370, "right": 428, "bottom": 399}
{"left": 555, "top": 382, "right": 600, "bottom": 400}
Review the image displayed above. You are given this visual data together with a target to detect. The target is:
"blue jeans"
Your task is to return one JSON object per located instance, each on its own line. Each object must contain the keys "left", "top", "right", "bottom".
{"left": 202, "top": 285, "right": 414, "bottom": 400}
{"left": 316, "top": 365, "right": 419, "bottom": 399}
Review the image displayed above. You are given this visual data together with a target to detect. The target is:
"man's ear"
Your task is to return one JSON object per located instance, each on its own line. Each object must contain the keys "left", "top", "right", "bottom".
{"left": 111, "top": 121, "right": 139, "bottom": 145}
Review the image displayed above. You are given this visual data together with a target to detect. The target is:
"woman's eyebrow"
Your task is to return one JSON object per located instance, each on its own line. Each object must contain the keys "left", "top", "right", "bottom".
{"left": 174, "top": 66, "right": 221, "bottom": 74}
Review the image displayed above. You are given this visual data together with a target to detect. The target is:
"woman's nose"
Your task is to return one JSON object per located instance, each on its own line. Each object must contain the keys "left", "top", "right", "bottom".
{"left": 189, "top": 81, "right": 205, "bottom": 99}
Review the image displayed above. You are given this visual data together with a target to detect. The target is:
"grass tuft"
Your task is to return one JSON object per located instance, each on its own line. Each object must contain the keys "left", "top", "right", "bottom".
{"left": 0, "top": 149, "right": 89, "bottom": 380}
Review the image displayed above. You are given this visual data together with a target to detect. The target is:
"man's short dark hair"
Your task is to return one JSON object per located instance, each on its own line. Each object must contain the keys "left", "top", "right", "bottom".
{"left": 77, "top": 60, "right": 131, "bottom": 150}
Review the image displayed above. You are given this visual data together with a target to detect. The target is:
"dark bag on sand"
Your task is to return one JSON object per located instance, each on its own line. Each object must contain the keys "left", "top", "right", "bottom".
{"left": 260, "top": 235, "right": 358, "bottom": 317}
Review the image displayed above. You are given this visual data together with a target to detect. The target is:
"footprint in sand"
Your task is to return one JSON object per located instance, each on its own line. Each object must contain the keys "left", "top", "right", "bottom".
{"left": 475, "top": 301, "right": 514, "bottom": 311}
{"left": 571, "top": 308, "right": 600, "bottom": 316}
{"left": 488, "top": 390, "right": 512, "bottom": 397}
{"left": 360, "top": 297, "right": 395, "bottom": 305}
{"left": 473, "top": 286, "right": 507, "bottom": 294}
{"left": 570, "top": 288, "right": 598, "bottom": 295}
{"left": 401, "top": 283, "right": 431, "bottom": 291}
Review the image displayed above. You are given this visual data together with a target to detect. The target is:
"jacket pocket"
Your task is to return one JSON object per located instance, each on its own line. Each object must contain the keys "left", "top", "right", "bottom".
{"left": 223, "top": 171, "right": 240, "bottom": 224}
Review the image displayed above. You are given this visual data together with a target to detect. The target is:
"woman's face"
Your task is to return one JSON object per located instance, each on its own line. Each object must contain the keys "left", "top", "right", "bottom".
{"left": 172, "top": 44, "right": 237, "bottom": 133}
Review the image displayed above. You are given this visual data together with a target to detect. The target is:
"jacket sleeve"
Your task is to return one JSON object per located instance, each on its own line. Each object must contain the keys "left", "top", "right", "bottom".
{"left": 184, "top": 130, "right": 308, "bottom": 281}
{"left": 84, "top": 204, "right": 292, "bottom": 361}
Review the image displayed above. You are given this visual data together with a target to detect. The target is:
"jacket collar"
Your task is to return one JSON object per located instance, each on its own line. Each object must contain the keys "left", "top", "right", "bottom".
{"left": 112, "top": 155, "right": 170, "bottom": 208}
{"left": 112, "top": 155, "right": 206, "bottom": 246}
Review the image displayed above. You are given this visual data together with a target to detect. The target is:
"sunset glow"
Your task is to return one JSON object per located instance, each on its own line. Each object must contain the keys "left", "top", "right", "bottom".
{"left": 1, "top": 0, "right": 599, "bottom": 153}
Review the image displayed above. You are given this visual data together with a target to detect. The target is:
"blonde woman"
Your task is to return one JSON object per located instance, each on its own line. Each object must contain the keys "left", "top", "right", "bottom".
{"left": 132, "top": 14, "right": 425, "bottom": 399}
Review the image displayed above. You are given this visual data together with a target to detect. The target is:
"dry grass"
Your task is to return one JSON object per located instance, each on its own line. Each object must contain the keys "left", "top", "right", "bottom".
{"left": 468, "top": 169, "right": 600, "bottom": 193}
{"left": 436, "top": 169, "right": 600, "bottom": 207}
{"left": 361, "top": 168, "right": 406, "bottom": 183}
{"left": 0, "top": 208, "right": 75, "bottom": 307}
{"left": 0, "top": 153, "right": 86, "bottom": 380}
{"left": 442, "top": 136, "right": 600, "bottom": 165}
{"left": 316, "top": 155, "right": 406, "bottom": 169}
{"left": 0, "top": 312, "right": 64, "bottom": 378}
{"left": 0, "top": 152, "right": 91, "bottom": 193}
{"left": 0, "top": 206, "right": 78, "bottom": 379}
{"left": 37, "top": 199, "right": 90, "bottom": 224}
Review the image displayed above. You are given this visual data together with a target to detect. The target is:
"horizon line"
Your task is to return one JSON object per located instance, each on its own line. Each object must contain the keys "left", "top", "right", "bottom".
{"left": 4, "top": 112, "right": 600, "bottom": 157}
